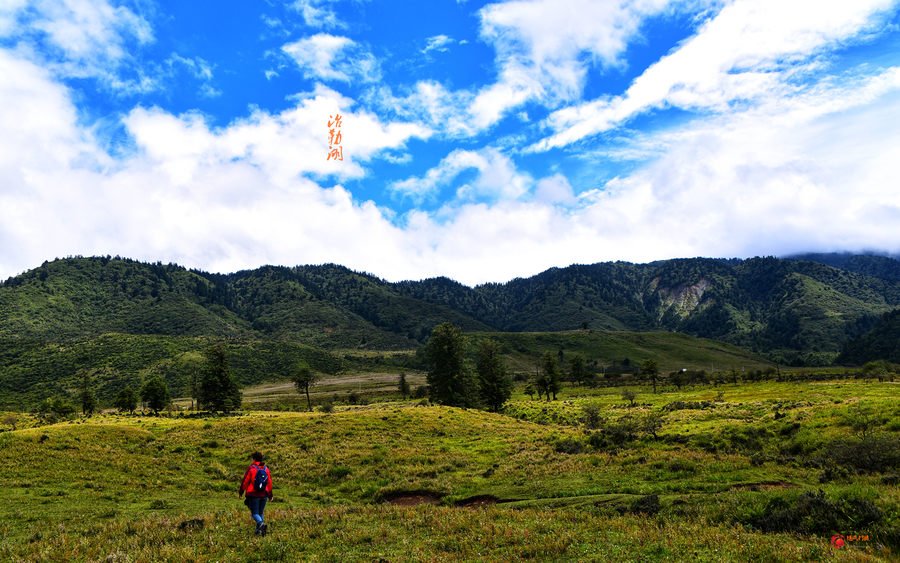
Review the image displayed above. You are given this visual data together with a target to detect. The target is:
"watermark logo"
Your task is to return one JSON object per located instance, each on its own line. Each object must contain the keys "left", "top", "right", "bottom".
{"left": 831, "top": 533, "right": 869, "bottom": 550}
{"left": 327, "top": 113, "right": 343, "bottom": 161}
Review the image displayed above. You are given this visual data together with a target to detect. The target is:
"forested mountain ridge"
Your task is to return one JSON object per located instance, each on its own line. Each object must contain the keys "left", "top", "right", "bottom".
{"left": 3, "top": 254, "right": 900, "bottom": 364}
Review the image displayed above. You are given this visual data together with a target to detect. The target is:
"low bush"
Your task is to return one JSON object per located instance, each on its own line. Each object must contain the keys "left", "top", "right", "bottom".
{"left": 326, "top": 465, "right": 352, "bottom": 480}
{"left": 751, "top": 491, "right": 882, "bottom": 535}
{"left": 826, "top": 434, "right": 900, "bottom": 473}
{"left": 555, "top": 439, "right": 585, "bottom": 455}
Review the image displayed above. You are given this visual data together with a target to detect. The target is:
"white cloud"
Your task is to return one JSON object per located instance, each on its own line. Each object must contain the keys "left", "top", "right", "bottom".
{"left": 289, "top": 0, "right": 346, "bottom": 29}
{"left": 468, "top": 0, "right": 674, "bottom": 129}
{"left": 364, "top": 81, "right": 475, "bottom": 137}
{"left": 390, "top": 147, "right": 531, "bottom": 204}
{"left": 0, "top": 55, "right": 432, "bottom": 280}
{"left": 533, "top": 0, "right": 897, "bottom": 150}
{"left": 3, "top": 0, "right": 900, "bottom": 290}
{"left": 167, "top": 54, "right": 214, "bottom": 81}
{"left": 423, "top": 34, "right": 454, "bottom": 54}
{"left": 282, "top": 33, "right": 381, "bottom": 83}
{"left": 534, "top": 174, "right": 576, "bottom": 205}
{"left": 0, "top": 0, "right": 153, "bottom": 85}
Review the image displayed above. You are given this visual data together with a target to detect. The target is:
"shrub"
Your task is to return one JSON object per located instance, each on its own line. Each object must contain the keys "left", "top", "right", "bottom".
{"left": 752, "top": 491, "right": 882, "bottom": 535}
{"left": 605, "top": 417, "right": 639, "bottom": 445}
{"left": 555, "top": 439, "right": 585, "bottom": 454}
{"left": 581, "top": 404, "right": 602, "bottom": 429}
{"left": 631, "top": 494, "right": 661, "bottom": 515}
{"left": 587, "top": 432, "right": 607, "bottom": 449}
{"left": 826, "top": 434, "right": 900, "bottom": 473}
{"left": 318, "top": 402, "right": 334, "bottom": 413}
{"left": 327, "top": 465, "right": 352, "bottom": 480}
{"left": 667, "top": 460, "right": 696, "bottom": 473}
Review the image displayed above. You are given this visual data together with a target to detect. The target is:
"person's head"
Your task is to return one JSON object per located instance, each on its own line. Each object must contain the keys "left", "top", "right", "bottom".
{"left": 251, "top": 451, "right": 263, "bottom": 463}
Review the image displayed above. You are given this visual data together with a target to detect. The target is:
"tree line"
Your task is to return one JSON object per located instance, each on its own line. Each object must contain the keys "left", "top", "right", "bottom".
{"left": 41, "top": 344, "right": 244, "bottom": 418}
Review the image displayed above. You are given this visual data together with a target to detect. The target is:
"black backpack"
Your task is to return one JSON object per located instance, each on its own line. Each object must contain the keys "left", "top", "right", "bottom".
{"left": 253, "top": 464, "right": 269, "bottom": 492}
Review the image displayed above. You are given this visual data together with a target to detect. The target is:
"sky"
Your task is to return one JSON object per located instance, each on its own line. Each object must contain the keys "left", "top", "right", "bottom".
{"left": 2, "top": 0, "right": 900, "bottom": 286}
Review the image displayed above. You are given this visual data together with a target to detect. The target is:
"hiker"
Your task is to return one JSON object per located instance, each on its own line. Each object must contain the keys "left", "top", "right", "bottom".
{"left": 238, "top": 451, "right": 273, "bottom": 536}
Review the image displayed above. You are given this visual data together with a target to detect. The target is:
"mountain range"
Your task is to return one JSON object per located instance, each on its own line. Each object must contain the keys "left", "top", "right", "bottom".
{"left": 2, "top": 253, "right": 899, "bottom": 367}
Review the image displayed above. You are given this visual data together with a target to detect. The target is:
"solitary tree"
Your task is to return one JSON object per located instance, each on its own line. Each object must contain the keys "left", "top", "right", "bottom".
{"left": 621, "top": 388, "right": 638, "bottom": 407}
{"left": 198, "top": 344, "right": 241, "bottom": 413}
{"left": 114, "top": 386, "right": 139, "bottom": 413}
{"left": 423, "top": 322, "right": 479, "bottom": 408}
{"left": 641, "top": 359, "right": 660, "bottom": 393}
{"left": 293, "top": 364, "right": 322, "bottom": 411}
{"left": 475, "top": 339, "right": 513, "bottom": 412}
{"left": 542, "top": 352, "right": 562, "bottom": 401}
{"left": 569, "top": 356, "right": 587, "bottom": 386}
{"left": 398, "top": 372, "right": 411, "bottom": 399}
{"left": 76, "top": 369, "right": 97, "bottom": 415}
{"left": 141, "top": 375, "right": 171, "bottom": 413}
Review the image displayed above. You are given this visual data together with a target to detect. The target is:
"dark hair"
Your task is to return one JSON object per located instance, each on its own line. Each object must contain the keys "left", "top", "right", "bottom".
{"left": 251, "top": 451, "right": 263, "bottom": 462}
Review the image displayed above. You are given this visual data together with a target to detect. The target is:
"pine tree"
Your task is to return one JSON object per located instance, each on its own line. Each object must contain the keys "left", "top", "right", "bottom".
{"left": 542, "top": 352, "right": 562, "bottom": 401}
{"left": 424, "top": 322, "right": 479, "bottom": 408}
{"left": 76, "top": 369, "right": 97, "bottom": 415}
{"left": 475, "top": 339, "right": 512, "bottom": 412}
{"left": 398, "top": 372, "right": 411, "bottom": 399}
{"left": 198, "top": 344, "right": 241, "bottom": 413}
{"left": 569, "top": 356, "right": 587, "bottom": 386}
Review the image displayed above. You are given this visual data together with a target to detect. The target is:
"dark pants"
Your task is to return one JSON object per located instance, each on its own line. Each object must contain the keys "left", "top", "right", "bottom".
{"left": 248, "top": 496, "right": 267, "bottom": 526}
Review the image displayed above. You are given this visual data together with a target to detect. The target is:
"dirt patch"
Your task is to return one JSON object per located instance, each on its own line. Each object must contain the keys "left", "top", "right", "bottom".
{"left": 456, "top": 495, "right": 499, "bottom": 508}
{"left": 731, "top": 481, "right": 798, "bottom": 491}
{"left": 382, "top": 492, "right": 440, "bottom": 506}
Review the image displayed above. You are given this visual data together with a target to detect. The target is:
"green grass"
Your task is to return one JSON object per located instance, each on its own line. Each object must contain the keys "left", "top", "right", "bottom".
{"left": 2, "top": 380, "right": 899, "bottom": 561}
{"left": 472, "top": 329, "right": 775, "bottom": 375}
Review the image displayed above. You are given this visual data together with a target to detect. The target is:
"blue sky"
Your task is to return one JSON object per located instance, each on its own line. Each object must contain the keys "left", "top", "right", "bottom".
{"left": 2, "top": 0, "right": 900, "bottom": 285}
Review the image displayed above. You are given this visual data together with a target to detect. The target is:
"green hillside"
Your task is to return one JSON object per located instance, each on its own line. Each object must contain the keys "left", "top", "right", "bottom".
{"left": 3, "top": 254, "right": 900, "bottom": 368}
{"left": 4, "top": 381, "right": 900, "bottom": 561}
{"left": 0, "top": 257, "right": 248, "bottom": 340}
{"left": 471, "top": 330, "right": 773, "bottom": 375}
{"left": 835, "top": 308, "right": 900, "bottom": 365}
{"left": 0, "top": 334, "right": 346, "bottom": 410}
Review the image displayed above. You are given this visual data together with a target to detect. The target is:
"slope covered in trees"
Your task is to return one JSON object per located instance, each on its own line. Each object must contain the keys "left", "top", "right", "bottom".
{"left": 3, "top": 254, "right": 900, "bottom": 365}
{"left": 835, "top": 309, "right": 900, "bottom": 366}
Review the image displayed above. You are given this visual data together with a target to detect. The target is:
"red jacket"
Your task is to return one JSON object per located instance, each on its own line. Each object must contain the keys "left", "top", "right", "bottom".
{"left": 240, "top": 461, "right": 273, "bottom": 498}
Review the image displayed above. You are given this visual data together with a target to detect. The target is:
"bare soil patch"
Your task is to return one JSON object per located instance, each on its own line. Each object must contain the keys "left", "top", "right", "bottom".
{"left": 382, "top": 492, "right": 440, "bottom": 506}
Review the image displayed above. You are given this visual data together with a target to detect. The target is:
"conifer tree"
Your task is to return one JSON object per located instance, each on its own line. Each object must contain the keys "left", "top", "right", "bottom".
{"left": 475, "top": 339, "right": 512, "bottom": 412}
{"left": 76, "top": 369, "right": 97, "bottom": 415}
{"left": 424, "top": 322, "right": 479, "bottom": 408}
{"left": 542, "top": 352, "right": 562, "bottom": 401}
{"left": 398, "top": 372, "right": 411, "bottom": 399}
{"left": 198, "top": 344, "right": 241, "bottom": 413}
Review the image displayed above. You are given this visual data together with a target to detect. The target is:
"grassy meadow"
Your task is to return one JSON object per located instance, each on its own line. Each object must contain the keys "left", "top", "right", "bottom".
{"left": 2, "top": 378, "right": 900, "bottom": 562}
